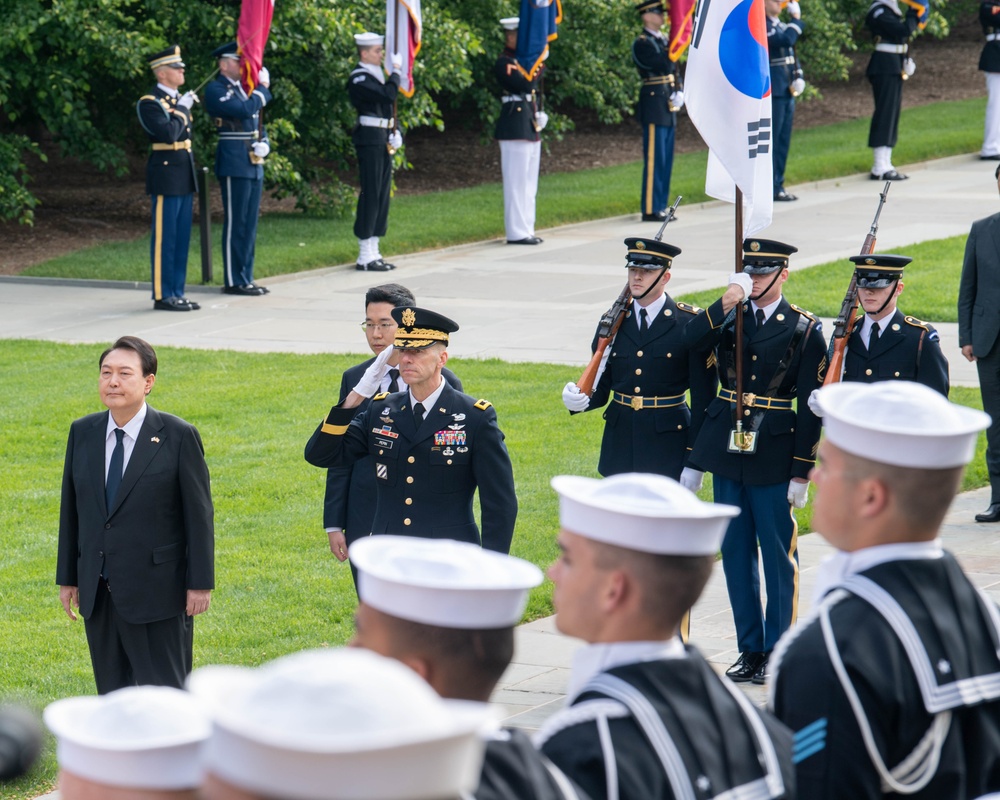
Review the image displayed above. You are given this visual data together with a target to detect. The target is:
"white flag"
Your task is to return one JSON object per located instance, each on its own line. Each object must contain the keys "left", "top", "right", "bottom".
{"left": 685, "top": 0, "right": 773, "bottom": 236}
{"left": 385, "top": 0, "right": 422, "bottom": 97}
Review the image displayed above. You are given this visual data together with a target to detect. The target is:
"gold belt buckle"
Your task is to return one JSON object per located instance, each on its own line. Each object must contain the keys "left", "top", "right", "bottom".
{"left": 631, "top": 395, "right": 643, "bottom": 411}
{"left": 743, "top": 393, "right": 757, "bottom": 408}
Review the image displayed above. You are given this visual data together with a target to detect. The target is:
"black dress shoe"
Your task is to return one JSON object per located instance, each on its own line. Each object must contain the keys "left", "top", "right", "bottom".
{"left": 178, "top": 297, "right": 201, "bottom": 310}
{"left": 641, "top": 212, "right": 667, "bottom": 222}
{"left": 153, "top": 297, "right": 193, "bottom": 311}
{"left": 981, "top": 154, "right": 1000, "bottom": 161}
{"left": 774, "top": 189, "right": 798, "bottom": 202}
{"left": 725, "top": 651, "right": 767, "bottom": 683}
{"left": 223, "top": 284, "right": 266, "bottom": 296}
{"left": 751, "top": 654, "right": 771, "bottom": 685}
{"left": 376, "top": 259, "right": 397, "bottom": 270}
{"left": 507, "top": 236, "right": 543, "bottom": 245}
{"left": 356, "top": 259, "right": 394, "bottom": 272}
{"left": 870, "top": 169, "right": 908, "bottom": 181}
{"left": 246, "top": 283, "right": 270, "bottom": 294}
{"left": 975, "top": 503, "right": 1000, "bottom": 522}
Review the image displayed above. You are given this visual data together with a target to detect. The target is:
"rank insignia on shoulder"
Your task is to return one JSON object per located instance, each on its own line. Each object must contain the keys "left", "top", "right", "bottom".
{"left": 790, "top": 303, "right": 818, "bottom": 321}
{"left": 474, "top": 399, "right": 493, "bottom": 411}
{"left": 676, "top": 301, "right": 702, "bottom": 315}
{"left": 352, "top": 75, "right": 366, "bottom": 84}
{"left": 904, "top": 315, "right": 932, "bottom": 331}
{"left": 373, "top": 391, "right": 390, "bottom": 400}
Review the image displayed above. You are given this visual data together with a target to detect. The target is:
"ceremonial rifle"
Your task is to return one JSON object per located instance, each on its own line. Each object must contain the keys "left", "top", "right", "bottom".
{"left": 576, "top": 196, "right": 681, "bottom": 396}
{"left": 822, "top": 180, "right": 891, "bottom": 386}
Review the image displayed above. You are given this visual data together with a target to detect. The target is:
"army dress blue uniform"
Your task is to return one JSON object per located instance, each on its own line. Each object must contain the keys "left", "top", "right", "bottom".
{"left": 767, "top": 11, "right": 805, "bottom": 199}
{"left": 202, "top": 46, "right": 272, "bottom": 293}
{"left": 980, "top": 1, "right": 1000, "bottom": 157}
{"left": 844, "top": 310, "right": 949, "bottom": 395}
{"left": 137, "top": 47, "right": 198, "bottom": 308}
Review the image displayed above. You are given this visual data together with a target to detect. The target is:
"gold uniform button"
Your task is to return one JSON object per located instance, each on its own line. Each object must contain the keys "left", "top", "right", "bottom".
{"left": 406, "top": 476, "right": 414, "bottom": 484}
{"left": 744, "top": 409, "right": 750, "bottom": 416}
{"left": 752, "top": 355, "right": 758, "bottom": 361}
{"left": 635, "top": 369, "right": 642, "bottom": 376}
{"left": 379, "top": 449, "right": 384, "bottom": 455}
{"left": 637, "top": 350, "right": 644, "bottom": 357}
{"left": 403, "top": 518, "right": 411, "bottom": 526}
{"left": 865, "top": 369, "right": 873, "bottom": 376}
{"left": 408, "top": 456, "right": 415, "bottom": 463}
{"left": 894, "top": 371, "right": 900, "bottom": 377}
{"left": 666, "top": 352, "right": 673, "bottom": 358}
{"left": 634, "top": 386, "right": 641, "bottom": 393}
{"left": 405, "top": 498, "right": 412, "bottom": 505}
{"left": 676, "top": 425, "right": 682, "bottom": 430}
{"left": 447, "top": 459, "right": 453, "bottom": 465}
{"left": 751, "top": 375, "right": 756, "bottom": 381}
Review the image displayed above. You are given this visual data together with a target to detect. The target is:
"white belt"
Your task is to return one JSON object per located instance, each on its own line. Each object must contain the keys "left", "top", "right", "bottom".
{"left": 502, "top": 94, "right": 525, "bottom": 102}
{"left": 988, "top": 33, "right": 1000, "bottom": 41}
{"left": 770, "top": 56, "right": 795, "bottom": 65}
{"left": 359, "top": 115, "right": 393, "bottom": 128}
{"left": 874, "top": 42, "right": 907, "bottom": 53}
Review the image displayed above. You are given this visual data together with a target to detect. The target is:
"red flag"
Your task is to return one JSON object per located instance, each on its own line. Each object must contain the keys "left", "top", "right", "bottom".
{"left": 238, "top": 0, "right": 275, "bottom": 93}
{"left": 668, "top": 0, "right": 696, "bottom": 61}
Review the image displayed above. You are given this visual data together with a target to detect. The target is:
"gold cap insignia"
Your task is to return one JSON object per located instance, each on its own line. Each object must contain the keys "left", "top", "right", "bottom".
{"left": 750, "top": 241, "right": 760, "bottom": 252}
{"left": 865, "top": 258, "right": 876, "bottom": 265}
{"left": 635, "top": 240, "right": 646, "bottom": 250}
{"left": 401, "top": 308, "right": 416, "bottom": 327}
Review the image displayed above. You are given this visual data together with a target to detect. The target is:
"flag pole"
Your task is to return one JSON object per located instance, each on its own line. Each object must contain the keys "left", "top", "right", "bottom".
{"left": 733, "top": 186, "right": 747, "bottom": 448}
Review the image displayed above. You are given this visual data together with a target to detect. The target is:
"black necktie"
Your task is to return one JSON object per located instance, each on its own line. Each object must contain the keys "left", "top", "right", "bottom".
{"left": 870, "top": 321, "right": 880, "bottom": 346}
{"left": 413, "top": 402, "right": 425, "bottom": 425}
{"left": 639, "top": 309, "right": 649, "bottom": 335}
{"left": 755, "top": 308, "right": 766, "bottom": 329}
{"left": 106, "top": 428, "right": 125, "bottom": 510}
{"left": 387, "top": 368, "right": 400, "bottom": 393}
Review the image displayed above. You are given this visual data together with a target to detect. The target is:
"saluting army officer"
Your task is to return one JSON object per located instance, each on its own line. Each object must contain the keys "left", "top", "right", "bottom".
{"left": 137, "top": 46, "right": 200, "bottom": 312}
{"left": 770, "top": 381, "right": 1000, "bottom": 799}
{"left": 203, "top": 42, "right": 272, "bottom": 297}
{"left": 840, "top": 253, "right": 949, "bottom": 394}
{"left": 304, "top": 306, "right": 517, "bottom": 553}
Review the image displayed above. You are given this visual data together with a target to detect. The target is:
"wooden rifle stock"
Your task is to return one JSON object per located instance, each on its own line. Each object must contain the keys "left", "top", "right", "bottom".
{"left": 823, "top": 182, "right": 891, "bottom": 386}
{"left": 577, "top": 283, "right": 631, "bottom": 396}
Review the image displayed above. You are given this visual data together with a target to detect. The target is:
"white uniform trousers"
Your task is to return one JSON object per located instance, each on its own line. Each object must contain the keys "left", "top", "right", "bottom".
{"left": 984, "top": 72, "right": 1000, "bottom": 157}
{"left": 500, "top": 139, "right": 541, "bottom": 242}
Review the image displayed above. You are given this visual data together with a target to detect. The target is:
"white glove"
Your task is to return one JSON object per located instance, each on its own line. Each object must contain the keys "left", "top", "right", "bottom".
{"left": 807, "top": 388, "right": 822, "bottom": 416}
{"left": 728, "top": 272, "right": 753, "bottom": 299}
{"left": 788, "top": 480, "right": 809, "bottom": 509}
{"left": 534, "top": 111, "right": 549, "bottom": 131}
{"left": 562, "top": 382, "right": 590, "bottom": 413}
{"left": 258, "top": 66, "right": 270, "bottom": 86}
{"left": 902, "top": 57, "right": 916, "bottom": 77}
{"left": 790, "top": 77, "right": 806, "bottom": 96}
{"left": 389, "top": 130, "right": 403, "bottom": 149}
{"left": 251, "top": 141, "right": 270, "bottom": 158}
{"left": 177, "top": 91, "right": 198, "bottom": 110}
{"left": 679, "top": 467, "right": 704, "bottom": 493}
{"left": 786, "top": 0, "right": 801, "bottom": 17}
{"left": 353, "top": 345, "right": 394, "bottom": 397}
{"left": 390, "top": 52, "right": 403, "bottom": 73}
{"left": 669, "top": 91, "right": 685, "bottom": 111}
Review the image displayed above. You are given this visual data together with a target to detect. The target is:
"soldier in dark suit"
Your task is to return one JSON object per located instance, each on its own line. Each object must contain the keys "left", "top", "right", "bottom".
{"left": 57, "top": 336, "right": 214, "bottom": 693}
{"left": 766, "top": 0, "right": 805, "bottom": 202}
{"left": 685, "top": 240, "right": 827, "bottom": 685}
{"left": 632, "top": 1, "right": 683, "bottom": 222}
{"left": 203, "top": 42, "right": 272, "bottom": 297}
{"left": 865, "top": 0, "right": 919, "bottom": 180}
{"left": 561, "top": 237, "right": 716, "bottom": 488}
{"left": 771, "top": 381, "right": 1000, "bottom": 799}
{"left": 959, "top": 163, "right": 1000, "bottom": 522}
{"left": 323, "top": 284, "right": 462, "bottom": 590}
{"left": 537, "top": 473, "right": 795, "bottom": 800}
{"left": 305, "top": 306, "right": 517, "bottom": 553}
{"left": 137, "top": 46, "right": 200, "bottom": 312}
{"left": 494, "top": 17, "right": 547, "bottom": 246}
{"left": 980, "top": 1, "right": 1000, "bottom": 159}
{"left": 350, "top": 32, "right": 402, "bottom": 272}
{"left": 840, "top": 253, "right": 949, "bottom": 394}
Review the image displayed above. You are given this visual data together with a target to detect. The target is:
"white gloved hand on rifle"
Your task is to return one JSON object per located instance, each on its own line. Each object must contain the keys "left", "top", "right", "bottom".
{"left": 807, "top": 388, "right": 823, "bottom": 416}
{"left": 787, "top": 480, "right": 809, "bottom": 509}
{"left": 562, "top": 382, "right": 590, "bottom": 413}
{"left": 669, "top": 91, "right": 685, "bottom": 111}
{"left": 389, "top": 130, "right": 403, "bottom": 150}
{"left": 252, "top": 141, "right": 270, "bottom": 159}
{"left": 679, "top": 467, "right": 704, "bottom": 493}
{"left": 177, "top": 91, "right": 199, "bottom": 110}
{"left": 353, "top": 345, "right": 394, "bottom": 397}
{"left": 534, "top": 111, "right": 549, "bottom": 131}
{"left": 902, "top": 57, "right": 916, "bottom": 77}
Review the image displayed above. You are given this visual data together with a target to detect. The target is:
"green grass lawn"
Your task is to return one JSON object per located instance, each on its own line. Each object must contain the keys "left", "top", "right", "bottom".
{"left": 21, "top": 96, "right": 985, "bottom": 282}
{"left": 0, "top": 339, "right": 990, "bottom": 798}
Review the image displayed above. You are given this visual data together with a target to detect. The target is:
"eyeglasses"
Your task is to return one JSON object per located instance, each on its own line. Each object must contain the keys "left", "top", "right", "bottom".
{"left": 360, "top": 322, "right": 396, "bottom": 331}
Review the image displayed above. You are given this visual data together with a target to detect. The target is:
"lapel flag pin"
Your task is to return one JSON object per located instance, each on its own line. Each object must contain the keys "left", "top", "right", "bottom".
{"left": 151, "top": 436, "right": 160, "bottom": 443}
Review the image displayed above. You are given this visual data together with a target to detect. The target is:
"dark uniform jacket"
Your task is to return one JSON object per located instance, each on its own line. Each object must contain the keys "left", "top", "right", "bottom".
{"left": 959, "top": 212, "right": 1000, "bottom": 358}
{"left": 305, "top": 382, "right": 517, "bottom": 553}
{"left": 476, "top": 729, "right": 589, "bottom": 800}
{"left": 632, "top": 30, "right": 678, "bottom": 128}
{"left": 203, "top": 75, "right": 271, "bottom": 180}
{"left": 56, "top": 407, "right": 215, "bottom": 624}
{"left": 583, "top": 297, "right": 716, "bottom": 479}
{"left": 323, "top": 360, "right": 462, "bottom": 543}
{"left": 537, "top": 651, "right": 795, "bottom": 800}
{"left": 843, "top": 309, "right": 949, "bottom": 395}
{"left": 136, "top": 86, "right": 197, "bottom": 196}
{"left": 767, "top": 15, "right": 804, "bottom": 97}
{"left": 865, "top": 1, "right": 919, "bottom": 77}
{"left": 348, "top": 66, "right": 399, "bottom": 147}
{"left": 494, "top": 49, "right": 541, "bottom": 142}
{"left": 686, "top": 296, "right": 827, "bottom": 485}
{"left": 772, "top": 554, "right": 1000, "bottom": 799}
{"left": 981, "top": 1, "right": 1000, "bottom": 72}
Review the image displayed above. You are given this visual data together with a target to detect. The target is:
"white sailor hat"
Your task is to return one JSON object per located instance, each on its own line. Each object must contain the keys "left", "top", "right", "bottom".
{"left": 351, "top": 536, "right": 543, "bottom": 629}
{"left": 188, "top": 648, "right": 493, "bottom": 800}
{"left": 813, "top": 381, "right": 990, "bottom": 469}
{"left": 43, "top": 686, "right": 209, "bottom": 790}
{"left": 354, "top": 31, "right": 384, "bottom": 47}
{"left": 552, "top": 473, "right": 740, "bottom": 556}
{"left": 500, "top": 16, "right": 520, "bottom": 29}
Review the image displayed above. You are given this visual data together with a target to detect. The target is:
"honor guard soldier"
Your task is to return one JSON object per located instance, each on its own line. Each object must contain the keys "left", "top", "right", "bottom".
{"left": 304, "top": 306, "right": 517, "bottom": 553}
{"left": 840, "top": 253, "right": 949, "bottom": 394}
{"left": 632, "top": 2, "right": 684, "bottom": 222}
{"left": 350, "top": 32, "right": 403, "bottom": 272}
{"left": 137, "top": 46, "right": 200, "bottom": 312}
{"left": 536, "top": 473, "right": 795, "bottom": 800}
{"left": 562, "top": 237, "right": 716, "bottom": 489}
{"left": 350, "top": 536, "right": 588, "bottom": 800}
{"left": 685, "top": 240, "right": 827, "bottom": 685}
{"left": 865, "top": 0, "right": 919, "bottom": 180}
{"left": 979, "top": 0, "right": 1000, "bottom": 159}
{"left": 766, "top": 0, "right": 805, "bottom": 202}
{"left": 770, "top": 381, "right": 1000, "bottom": 799}
{"left": 495, "top": 17, "right": 547, "bottom": 246}
{"left": 203, "top": 42, "right": 272, "bottom": 297}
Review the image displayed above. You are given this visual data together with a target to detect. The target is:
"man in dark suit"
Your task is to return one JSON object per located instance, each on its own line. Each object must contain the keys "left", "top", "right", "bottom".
{"left": 305, "top": 306, "right": 517, "bottom": 553}
{"left": 766, "top": 0, "right": 805, "bottom": 202}
{"left": 686, "top": 240, "right": 827, "bottom": 685}
{"left": 203, "top": 42, "right": 273, "bottom": 297}
{"left": 841, "top": 253, "right": 949, "bottom": 394}
{"left": 57, "top": 336, "right": 215, "bottom": 694}
{"left": 137, "top": 46, "right": 200, "bottom": 312}
{"left": 959, "top": 163, "right": 1000, "bottom": 522}
{"left": 323, "top": 284, "right": 462, "bottom": 589}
